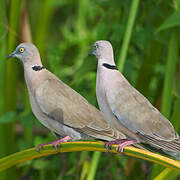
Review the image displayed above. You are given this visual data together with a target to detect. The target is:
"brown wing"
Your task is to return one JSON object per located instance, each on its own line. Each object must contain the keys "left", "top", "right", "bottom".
{"left": 107, "top": 78, "right": 177, "bottom": 142}
{"left": 35, "top": 71, "right": 125, "bottom": 140}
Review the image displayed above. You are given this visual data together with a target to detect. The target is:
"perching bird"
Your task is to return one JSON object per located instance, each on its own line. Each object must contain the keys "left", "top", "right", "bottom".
{"left": 7, "top": 42, "right": 126, "bottom": 152}
{"left": 89, "top": 40, "right": 180, "bottom": 160}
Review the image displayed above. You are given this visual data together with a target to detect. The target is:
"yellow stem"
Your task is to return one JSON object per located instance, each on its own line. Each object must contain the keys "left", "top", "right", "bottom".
{"left": 0, "top": 141, "right": 179, "bottom": 172}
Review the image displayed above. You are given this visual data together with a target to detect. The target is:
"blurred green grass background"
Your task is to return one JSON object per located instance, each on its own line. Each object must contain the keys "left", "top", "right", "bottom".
{"left": 0, "top": 0, "right": 180, "bottom": 179}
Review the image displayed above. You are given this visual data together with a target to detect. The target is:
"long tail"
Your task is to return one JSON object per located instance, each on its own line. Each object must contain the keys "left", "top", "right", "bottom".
{"left": 139, "top": 134, "right": 180, "bottom": 160}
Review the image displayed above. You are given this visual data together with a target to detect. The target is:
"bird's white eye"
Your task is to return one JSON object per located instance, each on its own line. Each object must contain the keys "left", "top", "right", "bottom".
{"left": 19, "top": 48, "right": 24, "bottom": 53}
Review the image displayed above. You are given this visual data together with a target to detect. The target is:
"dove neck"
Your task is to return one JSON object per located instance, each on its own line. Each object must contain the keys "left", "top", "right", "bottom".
{"left": 23, "top": 60, "right": 45, "bottom": 93}
{"left": 98, "top": 57, "right": 116, "bottom": 69}
{"left": 23, "top": 54, "right": 43, "bottom": 68}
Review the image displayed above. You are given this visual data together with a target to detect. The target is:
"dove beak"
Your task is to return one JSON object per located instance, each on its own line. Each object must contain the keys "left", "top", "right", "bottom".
{"left": 7, "top": 51, "right": 16, "bottom": 59}
{"left": 88, "top": 49, "right": 95, "bottom": 56}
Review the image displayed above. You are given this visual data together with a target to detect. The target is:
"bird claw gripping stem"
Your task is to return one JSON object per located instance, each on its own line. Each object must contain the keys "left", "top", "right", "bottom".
{"left": 36, "top": 136, "right": 71, "bottom": 152}
{"left": 104, "top": 139, "right": 137, "bottom": 154}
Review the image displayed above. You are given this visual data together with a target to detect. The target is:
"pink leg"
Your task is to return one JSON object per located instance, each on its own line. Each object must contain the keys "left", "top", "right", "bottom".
{"left": 104, "top": 139, "right": 129, "bottom": 152}
{"left": 116, "top": 139, "right": 137, "bottom": 154}
{"left": 36, "top": 136, "right": 71, "bottom": 152}
{"left": 104, "top": 139, "right": 137, "bottom": 153}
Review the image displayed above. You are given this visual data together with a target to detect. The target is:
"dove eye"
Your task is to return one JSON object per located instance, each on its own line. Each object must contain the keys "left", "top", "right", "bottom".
{"left": 19, "top": 47, "right": 25, "bottom": 53}
{"left": 94, "top": 44, "right": 99, "bottom": 49}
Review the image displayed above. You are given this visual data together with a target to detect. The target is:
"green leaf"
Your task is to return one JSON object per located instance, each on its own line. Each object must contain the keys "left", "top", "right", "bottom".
{"left": 154, "top": 168, "right": 180, "bottom": 180}
{"left": 0, "top": 111, "right": 16, "bottom": 123}
{"left": 156, "top": 11, "right": 180, "bottom": 33}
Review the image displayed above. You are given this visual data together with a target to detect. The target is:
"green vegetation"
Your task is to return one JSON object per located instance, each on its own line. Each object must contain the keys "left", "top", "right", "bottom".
{"left": 0, "top": 0, "right": 180, "bottom": 179}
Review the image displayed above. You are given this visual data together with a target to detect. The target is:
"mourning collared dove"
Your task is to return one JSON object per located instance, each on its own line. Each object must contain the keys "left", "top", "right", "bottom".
{"left": 7, "top": 42, "right": 127, "bottom": 152}
{"left": 89, "top": 40, "right": 180, "bottom": 160}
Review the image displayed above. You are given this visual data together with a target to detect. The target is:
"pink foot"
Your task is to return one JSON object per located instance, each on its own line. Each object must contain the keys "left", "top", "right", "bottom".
{"left": 36, "top": 136, "right": 71, "bottom": 152}
{"left": 116, "top": 139, "right": 137, "bottom": 154}
{"left": 104, "top": 139, "right": 128, "bottom": 152}
{"left": 104, "top": 139, "right": 137, "bottom": 153}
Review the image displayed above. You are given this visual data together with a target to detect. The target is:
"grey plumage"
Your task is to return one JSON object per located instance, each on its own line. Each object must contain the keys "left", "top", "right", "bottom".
{"left": 91, "top": 40, "right": 180, "bottom": 160}
{"left": 7, "top": 42, "right": 126, "bottom": 145}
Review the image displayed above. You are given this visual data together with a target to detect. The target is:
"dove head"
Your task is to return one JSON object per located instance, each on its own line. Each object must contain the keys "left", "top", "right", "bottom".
{"left": 7, "top": 42, "right": 42, "bottom": 66}
{"left": 89, "top": 40, "right": 114, "bottom": 63}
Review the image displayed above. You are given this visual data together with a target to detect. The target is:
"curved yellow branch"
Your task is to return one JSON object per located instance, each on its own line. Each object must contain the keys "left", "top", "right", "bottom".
{"left": 0, "top": 141, "right": 179, "bottom": 172}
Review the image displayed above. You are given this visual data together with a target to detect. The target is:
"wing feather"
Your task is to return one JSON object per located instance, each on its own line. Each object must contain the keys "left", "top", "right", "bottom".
{"left": 106, "top": 76, "right": 177, "bottom": 142}
{"left": 35, "top": 71, "right": 125, "bottom": 140}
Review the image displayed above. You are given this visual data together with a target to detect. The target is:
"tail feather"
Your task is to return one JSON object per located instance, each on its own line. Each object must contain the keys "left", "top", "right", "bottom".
{"left": 78, "top": 126, "right": 126, "bottom": 141}
{"left": 139, "top": 134, "right": 180, "bottom": 160}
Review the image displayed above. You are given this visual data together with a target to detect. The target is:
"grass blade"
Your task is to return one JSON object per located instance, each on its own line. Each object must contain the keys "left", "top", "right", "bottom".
{"left": 117, "top": 0, "right": 140, "bottom": 72}
{"left": 86, "top": 152, "right": 101, "bottom": 180}
{"left": 161, "top": 31, "right": 178, "bottom": 118}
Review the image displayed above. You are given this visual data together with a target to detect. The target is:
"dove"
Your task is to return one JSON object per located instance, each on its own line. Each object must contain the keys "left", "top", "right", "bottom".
{"left": 7, "top": 42, "right": 127, "bottom": 152}
{"left": 89, "top": 40, "right": 180, "bottom": 160}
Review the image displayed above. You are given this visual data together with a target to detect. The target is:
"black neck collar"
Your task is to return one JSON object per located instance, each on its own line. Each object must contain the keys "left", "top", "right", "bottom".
{"left": 102, "top": 63, "right": 118, "bottom": 70}
{"left": 32, "top": 66, "right": 45, "bottom": 71}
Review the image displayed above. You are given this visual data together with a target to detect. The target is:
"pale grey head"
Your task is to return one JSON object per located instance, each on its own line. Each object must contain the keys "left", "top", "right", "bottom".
{"left": 89, "top": 40, "right": 114, "bottom": 62}
{"left": 7, "top": 42, "right": 42, "bottom": 66}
